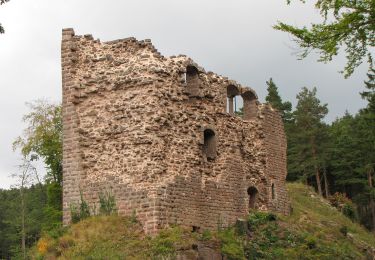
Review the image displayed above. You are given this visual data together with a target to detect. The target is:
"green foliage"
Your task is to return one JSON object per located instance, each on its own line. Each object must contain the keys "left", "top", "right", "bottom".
{"left": 342, "top": 203, "right": 357, "bottom": 221}
{"left": 0, "top": 185, "right": 51, "bottom": 259}
{"left": 150, "top": 227, "right": 184, "bottom": 258}
{"left": 276, "top": 0, "right": 375, "bottom": 78}
{"left": 201, "top": 229, "right": 212, "bottom": 241}
{"left": 218, "top": 228, "right": 245, "bottom": 260}
{"left": 13, "top": 100, "right": 63, "bottom": 185}
{"left": 33, "top": 216, "right": 197, "bottom": 260}
{"left": 329, "top": 192, "right": 358, "bottom": 221}
{"left": 30, "top": 184, "right": 375, "bottom": 260}
{"left": 265, "top": 78, "right": 292, "bottom": 122}
{"left": 362, "top": 68, "right": 375, "bottom": 113}
{"left": 12, "top": 100, "right": 63, "bottom": 234}
{"left": 247, "top": 211, "right": 277, "bottom": 229}
{"left": 287, "top": 87, "right": 329, "bottom": 194}
{"left": 98, "top": 190, "right": 117, "bottom": 216}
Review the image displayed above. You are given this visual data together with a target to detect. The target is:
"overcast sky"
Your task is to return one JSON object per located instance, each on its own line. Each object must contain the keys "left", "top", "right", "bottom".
{"left": 0, "top": 0, "right": 369, "bottom": 189}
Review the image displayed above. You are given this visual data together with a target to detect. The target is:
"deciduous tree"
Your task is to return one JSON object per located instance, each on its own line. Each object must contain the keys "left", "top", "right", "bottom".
{"left": 275, "top": 0, "right": 375, "bottom": 78}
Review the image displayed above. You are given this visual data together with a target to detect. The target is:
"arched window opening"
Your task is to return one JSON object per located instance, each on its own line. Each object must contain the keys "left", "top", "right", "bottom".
{"left": 247, "top": 186, "right": 258, "bottom": 209}
{"left": 186, "top": 65, "right": 200, "bottom": 96}
{"left": 271, "top": 184, "right": 275, "bottom": 200}
{"left": 227, "top": 85, "right": 240, "bottom": 115}
{"left": 242, "top": 91, "right": 257, "bottom": 120}
{"left": 203, "top": 129, "right": 216, "bottom": 161}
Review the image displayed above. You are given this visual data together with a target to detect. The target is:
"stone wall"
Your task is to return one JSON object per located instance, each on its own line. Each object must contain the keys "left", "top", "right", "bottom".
{"left": 61, "top": 28, "right": 290, "bottom": 233}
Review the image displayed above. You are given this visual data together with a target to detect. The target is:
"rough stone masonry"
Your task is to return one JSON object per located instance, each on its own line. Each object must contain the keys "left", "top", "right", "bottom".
{"left": 61, "top": 28, "right": 290, "bottom": 234}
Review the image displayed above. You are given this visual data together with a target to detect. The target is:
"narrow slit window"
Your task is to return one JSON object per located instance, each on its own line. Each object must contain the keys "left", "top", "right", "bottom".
{"left": 203, "top": 129, "right": 216, "bottom": 161}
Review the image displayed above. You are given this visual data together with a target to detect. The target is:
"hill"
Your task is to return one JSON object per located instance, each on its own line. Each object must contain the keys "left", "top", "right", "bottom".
{"left": 33, "top": 183, "right": 375, "bottom": 259}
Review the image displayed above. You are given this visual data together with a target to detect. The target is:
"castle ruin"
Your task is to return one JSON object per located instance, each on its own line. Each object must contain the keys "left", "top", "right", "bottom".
{"left": 62, "top": 28, "right": 290, "bottom": 234}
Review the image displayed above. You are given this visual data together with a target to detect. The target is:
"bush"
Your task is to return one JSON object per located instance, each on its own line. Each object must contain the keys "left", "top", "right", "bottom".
{"left": 329, "top": 192, "right": 357, "bottom": 221}
{"left": 247, "top": 212, "right": 277, "bottom": 230}
{"left": 342, "top": 203, "right": 357, "bottom": 221}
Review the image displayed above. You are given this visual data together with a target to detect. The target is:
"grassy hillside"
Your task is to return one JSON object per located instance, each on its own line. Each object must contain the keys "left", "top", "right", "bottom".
{"left": 33, "top": 183, "right": 375, "bottom": 259}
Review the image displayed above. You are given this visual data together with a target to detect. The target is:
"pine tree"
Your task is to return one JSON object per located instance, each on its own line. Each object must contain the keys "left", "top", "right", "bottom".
{"left": 265, "top": 78, "right": 292, "bottom": 122}
{"left": 361, "top": 68, "right": 375, "bottom": 114}
{"left": 288, "top": 87, "right": 329, "bottom": 196}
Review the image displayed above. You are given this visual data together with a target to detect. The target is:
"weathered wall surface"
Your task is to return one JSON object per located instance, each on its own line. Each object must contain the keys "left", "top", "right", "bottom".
{"left": 61, "top": 28, "right": 290, "bottom": 233}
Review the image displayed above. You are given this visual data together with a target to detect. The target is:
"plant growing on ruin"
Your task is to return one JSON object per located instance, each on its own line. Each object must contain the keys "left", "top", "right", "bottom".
{"left": 99, "top": 190, "right": 117, "bottom": 216}
{"left": 70, "top": 192, "right": 90, "bottom": 224}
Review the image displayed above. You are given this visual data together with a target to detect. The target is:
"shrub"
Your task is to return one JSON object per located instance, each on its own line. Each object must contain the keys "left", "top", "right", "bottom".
{"left": 247, "top": 212, "right": 277, "bottom": 230}
{"left": 329, "top": 192, "right": 357, "bottom": 221}
{"left": 70, "top": 192, "right": 90, "bottom": 223}
{"left": 99, "top": 190, "right": 117, "bottom": 215}
{"left": 342, "top": 203, "right": 356, "bottom": 221}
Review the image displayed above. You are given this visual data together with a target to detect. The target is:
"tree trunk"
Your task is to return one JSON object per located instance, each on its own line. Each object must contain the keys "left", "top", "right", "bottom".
{"left": 21, "top": 187, "right": 26, "bottom": 260}
{"left": 315, "top": 168, "right": 323, "bottom": 197}
{"left": 323, "top": 167, "right": 330, "bottom": 198}
{"left": 311, "top": 141, "right": 323, "bottom": 197}
{"left": 367, "top": 169, "right": 375, "bottom": 234}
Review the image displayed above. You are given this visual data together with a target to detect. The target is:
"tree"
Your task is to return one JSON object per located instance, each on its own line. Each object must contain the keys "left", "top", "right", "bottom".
{"left": 13, "top": 100, "right": 63, "bottom": 232}
{"left": 329, "top": 111, "right": 375, "bottom": 231}
{"left": 0, "top": 0, "right": 10, "bottom": 34}
{"left": 275, "top": 0, "right": 375, "bottom": 78}
{"left": 13, "top": 100, "right": 63, "bottom": 185}
{"left": 11, "top": 159, "right": 38, "bottom": 260}
{"left": 265, "top": 78, "right": 292, "bottom": 122}
{"left": 361, "top": 68, "right": 375, "bottom": 113}
{"left": 288, "top": 87, "right": 329, "bottom": 196}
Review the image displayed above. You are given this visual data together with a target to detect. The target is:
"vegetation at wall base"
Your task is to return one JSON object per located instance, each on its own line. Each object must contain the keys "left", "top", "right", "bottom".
{"left": 29, "top": 183, "right": 375, "bottom": 260}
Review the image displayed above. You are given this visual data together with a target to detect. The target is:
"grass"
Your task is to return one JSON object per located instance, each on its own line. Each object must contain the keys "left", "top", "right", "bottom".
{"left": 32, "top": 183, "right": 375, "bottom": 260}
{"left": 33, "top": 215, "right": 198, "bottom": 260}
{"left": 285, "top": 183, "right": 375, "bottom": 248}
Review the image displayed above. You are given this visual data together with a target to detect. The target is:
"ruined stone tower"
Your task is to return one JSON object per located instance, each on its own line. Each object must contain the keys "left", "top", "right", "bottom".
{"left": 62, "top": 28, "right": 290, "bottom": 234}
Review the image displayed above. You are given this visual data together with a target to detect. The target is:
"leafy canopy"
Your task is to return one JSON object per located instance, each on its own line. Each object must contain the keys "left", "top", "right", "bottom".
{"left": 13, "top": 100, "right": 63, "bottom": 185}
{"left": 275, "top": 0, "right": 375, "bottom": 78}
